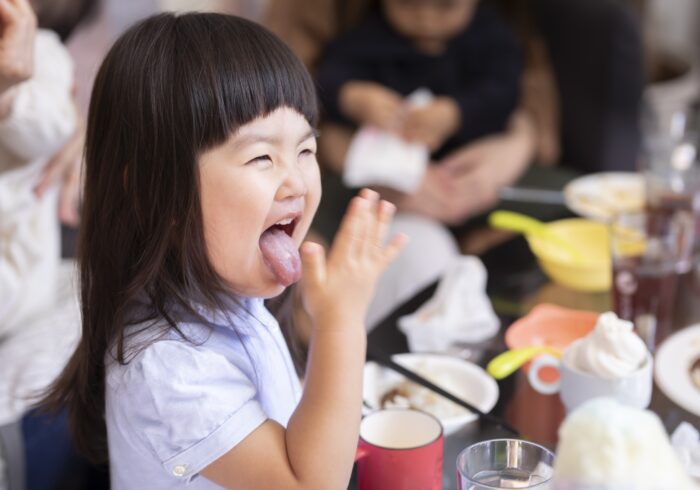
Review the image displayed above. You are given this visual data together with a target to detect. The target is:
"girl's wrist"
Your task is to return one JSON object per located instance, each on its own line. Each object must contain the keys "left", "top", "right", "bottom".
{"left": 313, "top": 309, "right": 367, "bottom": 334}
{"left": 311, "top": 322, "right": 367, "bottom": 353}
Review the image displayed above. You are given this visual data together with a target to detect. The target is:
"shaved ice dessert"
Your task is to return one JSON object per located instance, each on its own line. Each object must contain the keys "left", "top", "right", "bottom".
{"left": 551, "top": 398, "right": 698, "bottom": 490}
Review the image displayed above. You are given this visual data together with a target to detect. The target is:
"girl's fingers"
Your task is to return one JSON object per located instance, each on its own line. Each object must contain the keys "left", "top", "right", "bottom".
{"left": 357, "top": 189, "right": 380, "bottom": 256}
{"left": 13, "top": 0, "right": 34, "bottom": 16}
{"left": 371, "top": 199, "right": 396, "bottom": 249}
{"left": 0, "top": 2, "right": 18, "bottom": 24}
{"left": 381, "top": 233, "right": 409, "bottom": 268}
{"left": 358, "top": 188, "right": 379, "bottom": 202}
{"left": 333, "top": 195, "right": 370, "bottom": 257}
{"left": 300, "top": 241, "right": 326, "bottom": 288}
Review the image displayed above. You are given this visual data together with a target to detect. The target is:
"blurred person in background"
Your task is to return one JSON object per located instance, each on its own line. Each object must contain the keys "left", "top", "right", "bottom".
{"left": 33, "top": 0, "right": 99, "bottom": 229}
{"left": 315, "top": 0, "right": 523, "bottom": 221}
{"left": 266, "top": 0, "right": 643, "bottom": 327}
{"left": 0, "top": 1, "right": 102, "bottom": 489}
{"left": 266, "top": 0, "right": 558, "bottom": 230}
{"left": 267, "top": 0, "right": 642, "bottom": 223}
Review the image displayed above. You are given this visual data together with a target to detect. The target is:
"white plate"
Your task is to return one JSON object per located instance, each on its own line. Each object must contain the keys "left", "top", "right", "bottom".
{"left": 654, "top": 324, "right": 700, "bottom": 417}
{"left": 363, "top": 353, "right": 499, "bottom": 436}
{"left": 564, "top": 172, "right": 645, "bottom": 221}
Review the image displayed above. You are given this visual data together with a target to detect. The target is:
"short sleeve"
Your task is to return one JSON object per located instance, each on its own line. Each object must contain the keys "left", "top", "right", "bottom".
{"left": 111, "top": 340, "right": 268, "bottom": 481}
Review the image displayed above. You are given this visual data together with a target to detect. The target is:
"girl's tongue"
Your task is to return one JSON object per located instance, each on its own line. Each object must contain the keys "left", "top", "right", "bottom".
{"left": 259, "top": 226, "right": 301, "bottom": 286}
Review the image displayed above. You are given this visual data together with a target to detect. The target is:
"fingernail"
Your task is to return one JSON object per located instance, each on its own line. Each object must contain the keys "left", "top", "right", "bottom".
{"left": 381, "top": 200, "right": 396, "bottom": 214}
{"left": 354, "top": 196, "right": 370, "bottom": 209}
{"left": 360, "top": 188, "right": 379, "bottom": 201}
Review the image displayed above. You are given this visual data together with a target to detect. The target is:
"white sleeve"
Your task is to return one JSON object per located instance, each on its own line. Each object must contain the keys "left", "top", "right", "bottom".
{"left": 0, "top": 29, "right": 76, "bottom": 161}
{"left": 0, "top": 178, "right": 43, "bottom": 328}
{"left": 112, "top": 340, "right": 269, "bottom": 482}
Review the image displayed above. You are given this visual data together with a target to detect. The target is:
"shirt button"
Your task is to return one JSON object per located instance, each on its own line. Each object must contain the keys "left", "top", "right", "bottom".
{"left": 173, "top": 464, "right": 187, "bottom": 477}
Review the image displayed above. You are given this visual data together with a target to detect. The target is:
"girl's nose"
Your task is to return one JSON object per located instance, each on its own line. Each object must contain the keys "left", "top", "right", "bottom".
{"left": 278, "top": 163, "right": 308, "bottom": 199}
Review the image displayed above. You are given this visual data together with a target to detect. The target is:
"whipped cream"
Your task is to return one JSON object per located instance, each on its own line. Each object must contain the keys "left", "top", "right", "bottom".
{"left": 566, "top": 312, "right": 648, "bottom": 379}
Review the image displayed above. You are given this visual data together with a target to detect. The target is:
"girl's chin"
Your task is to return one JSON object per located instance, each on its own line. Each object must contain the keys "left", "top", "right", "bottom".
{"left": 261, "top": 283, "right": 289, "bottom": 299}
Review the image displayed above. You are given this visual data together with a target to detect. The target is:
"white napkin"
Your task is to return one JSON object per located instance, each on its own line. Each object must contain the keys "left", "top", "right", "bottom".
{"left": 343, "top": 89, "right": 432, "bottom": 193}
{"left": 672, "top": 422, "right": 700, "bottom": 481}
{"left": 397, "top": 256, "right": 499, "bottom": 352}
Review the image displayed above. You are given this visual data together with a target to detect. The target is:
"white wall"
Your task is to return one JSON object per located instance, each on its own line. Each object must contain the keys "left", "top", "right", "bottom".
{"left": 646, "top": 0, "right": 700, "bottom": 61}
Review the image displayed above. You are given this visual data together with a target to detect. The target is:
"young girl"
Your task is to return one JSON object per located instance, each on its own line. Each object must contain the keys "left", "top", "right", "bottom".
{"left": 43, "top": 12, "right": 406, "bottom": 489}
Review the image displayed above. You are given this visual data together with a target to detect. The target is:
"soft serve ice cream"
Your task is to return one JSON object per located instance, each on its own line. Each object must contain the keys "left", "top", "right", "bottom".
{"left": 565, "top": 312, "right": 648, "bottom": 378}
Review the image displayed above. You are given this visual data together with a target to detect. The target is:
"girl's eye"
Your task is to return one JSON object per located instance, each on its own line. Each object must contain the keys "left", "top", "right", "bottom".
{"left": 247, "top": 155, "right": 272, "bottom": 166}
{"left": 299, "top": 148, "right": 316, "bottom": 157}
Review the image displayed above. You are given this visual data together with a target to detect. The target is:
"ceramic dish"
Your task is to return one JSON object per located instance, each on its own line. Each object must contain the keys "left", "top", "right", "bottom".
{"left": 505, "top": 304, "right": 599, "bottom": 372}
{"left": 654, "top": 324, "right": 700, "bottom": 417}
{"left": 363, "top": 353, "right": 499, "bottom": 436}
{"left": 564, "top": 172, "right": 645, "bottom": 222}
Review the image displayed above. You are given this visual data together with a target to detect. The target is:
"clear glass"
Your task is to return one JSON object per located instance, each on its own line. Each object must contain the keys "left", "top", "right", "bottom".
{"left": 456, "top": 439, "right": 555, "bottom": 489}
{"left": 610, "top": 211, "right": 694, "bottom": 350}
{"left": 640, "top": 104, "right": 700, "bottom": 268}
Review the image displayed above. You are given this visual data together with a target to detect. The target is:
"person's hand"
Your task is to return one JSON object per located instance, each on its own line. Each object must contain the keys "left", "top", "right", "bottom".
{"left": 299, "top": 188, "right": 407, "bottom": 329}
{"left": 34, "top": 110, "right": 85, "bottom": 226}
{"left": 389, "top": 165, "right": 462, "bottom": 224}
{"left": 436, "top": 126, "right": 535, "bottom": 219}
{"left": 339, "top": 81, "right": 403, "bottom": 131}
{"left": 0, "top": 0, "right": 36, "bottom": 95}
{"left": 400, "top": 97, "right": 460, "bottom": 151}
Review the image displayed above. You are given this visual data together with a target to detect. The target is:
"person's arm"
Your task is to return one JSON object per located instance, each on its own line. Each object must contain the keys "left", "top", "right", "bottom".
{"left": 518, "top": 37, "right": 560, "bottom": 165}
{"left": 201, "top": 190, "right": 406, "bottom": 490}
{"left": 34, "top": 105, "right": 84, "bottom": 226}
{"left": 0, "top": 0, "right": 36, "bottom": 118}
{"left": 432, "top": 109, "right": 536, "bottom": 221}
{"left": 338, "top": 81, "right": 403, "bottom": 130}
{"left": 0, "top": 29, "right": 75, "bottom": 162}
{"left": 379, "top": 109, "right": 536, "bottom": 226}
{"left": 0, "top": 0, "right": 38, "bottom": 330}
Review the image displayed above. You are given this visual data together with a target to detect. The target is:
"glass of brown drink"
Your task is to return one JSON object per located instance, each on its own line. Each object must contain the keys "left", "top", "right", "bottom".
{"left": 611, "top": 210, "right": 695, "bottom": 350}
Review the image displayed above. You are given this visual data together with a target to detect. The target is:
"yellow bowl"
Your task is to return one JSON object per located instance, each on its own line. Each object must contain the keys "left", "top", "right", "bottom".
{"left": 526, "top": 218, "right": 611, "bottom": 292}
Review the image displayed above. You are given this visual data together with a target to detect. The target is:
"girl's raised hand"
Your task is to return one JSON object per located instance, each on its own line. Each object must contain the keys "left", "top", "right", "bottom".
{"left": 299, "top": 189, "right": 407, "bottom": 330}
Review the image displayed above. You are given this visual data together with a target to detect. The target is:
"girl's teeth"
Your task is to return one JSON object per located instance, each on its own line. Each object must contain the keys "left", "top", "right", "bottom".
{"left": 276, "top": 218, "right": 293, "bottom": 226}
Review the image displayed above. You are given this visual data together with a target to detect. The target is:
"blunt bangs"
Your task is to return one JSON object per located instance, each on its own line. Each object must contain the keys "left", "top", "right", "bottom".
{"left": 172, "top": 13, "right": 319, "bottom": 152}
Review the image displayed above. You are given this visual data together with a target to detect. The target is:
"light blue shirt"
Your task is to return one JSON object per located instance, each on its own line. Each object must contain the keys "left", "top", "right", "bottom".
{"left": 105, "top": 297, "right": 302, "bottom": 489}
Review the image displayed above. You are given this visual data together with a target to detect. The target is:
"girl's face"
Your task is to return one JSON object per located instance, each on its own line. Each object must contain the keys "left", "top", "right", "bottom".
{"left": 199, "top": 107, "right": 321, "bottom": 298}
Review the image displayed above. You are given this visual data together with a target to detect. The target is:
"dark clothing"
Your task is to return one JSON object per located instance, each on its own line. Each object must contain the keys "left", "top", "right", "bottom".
{"left": 316, "top": 5, "right": 522, "bottom": 159}
{"left": 533, "top": 0, "right": 644, "bottom": 172}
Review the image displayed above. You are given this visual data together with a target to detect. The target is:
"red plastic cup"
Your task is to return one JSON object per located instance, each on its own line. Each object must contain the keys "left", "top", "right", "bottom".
{"left": 355, "top": 409, "right": 444, "bottom": 490}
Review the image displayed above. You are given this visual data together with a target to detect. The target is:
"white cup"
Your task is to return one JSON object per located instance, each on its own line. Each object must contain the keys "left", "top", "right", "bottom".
{"left": 527, "top": 347, "right": 653, "bottom": 413}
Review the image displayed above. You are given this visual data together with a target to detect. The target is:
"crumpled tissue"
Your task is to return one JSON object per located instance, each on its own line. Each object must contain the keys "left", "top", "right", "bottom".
{"left": 343, "top": 88, "right": 432, "bottom": 193}
{"left": 672, "top": 422, "right": 700, "bottom": 481}
{"left": 398, "top": 255, "right": 499, "bottom": 352}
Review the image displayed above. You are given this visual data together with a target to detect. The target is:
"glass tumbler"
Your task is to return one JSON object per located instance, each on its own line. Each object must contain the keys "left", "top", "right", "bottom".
{"left": 457, "top": 439, "right": 554, "bottom": 489}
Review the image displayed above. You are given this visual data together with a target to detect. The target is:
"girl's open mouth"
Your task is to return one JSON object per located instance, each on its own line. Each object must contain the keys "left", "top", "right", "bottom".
{"left": 259, "top": 216, "right": 302, "bottom": 286}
